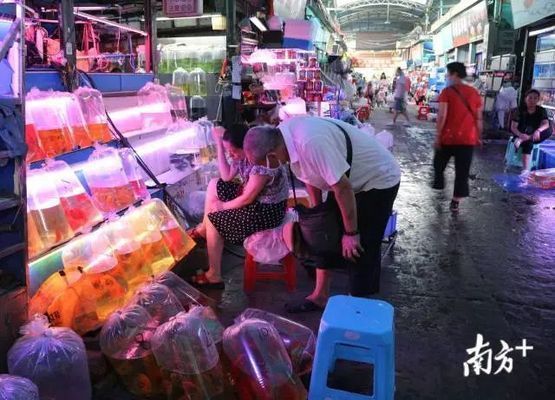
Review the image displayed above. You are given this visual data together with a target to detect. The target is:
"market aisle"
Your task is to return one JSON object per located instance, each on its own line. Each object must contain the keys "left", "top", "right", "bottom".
{"left": 176, "top": 106, "right": 555, "bottom": 400}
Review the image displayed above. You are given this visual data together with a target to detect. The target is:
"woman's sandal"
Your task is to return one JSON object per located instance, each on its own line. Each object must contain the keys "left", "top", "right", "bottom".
{"left": 285, "top": 299, "right": 325, "bottom": 314}
{"left": 188, "top": 272, "right": 225, "bottom": 290}
{"left": 187, "top": 227, "right": 206, "bottom": 245}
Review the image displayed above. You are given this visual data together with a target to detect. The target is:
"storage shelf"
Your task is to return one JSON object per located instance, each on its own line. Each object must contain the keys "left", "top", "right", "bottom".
{"left": 123, "top": 125, "right": 169, "bottom": 140}
{"left": 0, "top": 96, "right": 21, "bottom": 107}
{"left": 29, "top": 139, "right": 119, "bottom": 168}
{"left": 28, "top": 196, "right": 150, "bottom": 263}
{"left": 0, "top": 196, "right": 20, "bottom": 212}
{"left": 0, "top": 243, "right": 25, "bottom": 261}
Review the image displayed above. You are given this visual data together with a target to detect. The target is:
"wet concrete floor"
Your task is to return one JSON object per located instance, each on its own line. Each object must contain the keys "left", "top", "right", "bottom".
{"left": 208, "top": 107, "right": 555, "bottom": 400}
{"left": 100, "top": 106, "right": 555, "bottom": 399}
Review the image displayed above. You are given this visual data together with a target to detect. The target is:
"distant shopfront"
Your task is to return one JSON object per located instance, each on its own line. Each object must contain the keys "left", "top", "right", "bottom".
{"left": 432, "top": 0, "right": 488, "bottom": 69}
{"left": 512, "top": 0, "right": 555, "bottom": 113}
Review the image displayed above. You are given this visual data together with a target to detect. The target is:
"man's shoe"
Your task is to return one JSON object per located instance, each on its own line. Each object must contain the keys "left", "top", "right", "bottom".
{"left": 449, "top": 200, "right": 460, "bottom": 213}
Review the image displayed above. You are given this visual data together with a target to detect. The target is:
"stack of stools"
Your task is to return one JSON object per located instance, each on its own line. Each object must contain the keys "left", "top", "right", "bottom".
{"left": 309, "top": 295, "right": 395, "bottom": 400}
{"left": 243, "top": 252, "right": 296, "bottom": 293}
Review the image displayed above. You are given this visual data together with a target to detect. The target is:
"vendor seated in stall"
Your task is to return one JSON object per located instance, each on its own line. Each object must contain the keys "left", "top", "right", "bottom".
{"left": 511, "top": 89, "right": 552, "bottom": 173}
{"left": 188, "top": 124, "right": 289, "bottom": 289}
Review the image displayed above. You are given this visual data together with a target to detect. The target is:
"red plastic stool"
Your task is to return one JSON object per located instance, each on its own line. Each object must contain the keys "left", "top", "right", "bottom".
{"left": 417, "top": 105, "right": 430, "bottom": 120}
{"left": 244, "top": 252, "right": 296, "bottom": 293}
{"left": 356, "top": 105, "right": 371, "bottom": 122}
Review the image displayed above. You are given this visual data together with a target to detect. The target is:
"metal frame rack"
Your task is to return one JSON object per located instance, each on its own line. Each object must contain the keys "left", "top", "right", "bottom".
{"left": 0, "top": 0, "right": 29, "bottom": 372}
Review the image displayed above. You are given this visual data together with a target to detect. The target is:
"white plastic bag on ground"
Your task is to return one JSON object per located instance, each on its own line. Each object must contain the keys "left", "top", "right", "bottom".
{"left": 243, "top": 210, "right": 297, "bottom": 265}
{"left": 360, "top": 123, "right": 375, "bottom": 136}
{"left": 375, "top": 130, "right": 394, "bottom": 151}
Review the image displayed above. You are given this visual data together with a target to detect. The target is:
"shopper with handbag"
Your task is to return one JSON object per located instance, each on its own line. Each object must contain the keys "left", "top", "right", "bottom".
{"left": 243, "top": 117, "right": 401, "bottom": 312}
{"left": 433, "top": 62, "right": 483, "bottom": 213}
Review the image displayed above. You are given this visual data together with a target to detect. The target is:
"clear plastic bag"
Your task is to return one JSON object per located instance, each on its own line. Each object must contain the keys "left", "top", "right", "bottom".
{"left": 243, "top": 226, "right": 288, "bottom": 265}
{"left": 45, "top": 159, "right": 103, "bottom": 233}
{"left": 36, "top": 268, "right": 101, "bottom": 335}
{"left": 101, "top": 216, "right": 152, "bottom": 298}
{"left": 188, "top": 68, "right": 207, "bottom": 97}
{"left": 74, "top": 87, "right": 112, "bottom": 143}
{"left": 188, "top": 306, "right": 224, "bottom": 345}
{"left": 7, "top": 315, "right": 91, "bottom": 400}
{"left": 236, "top": 309, "right": 315, "bottom": 375}
{"left": 118, "top": 148, "right": 150, "bottom": 201}
{"left": 166, "top": 84, "right": 188, "bottom": 120}
{"left": 62, "top": 230, "right": 127, "bottom": 323}
{"left": 152, "top": 311, "right": 225, "bottom": 399}
{"left": 0, "top": 374, "right": 39, "bottom": 400}
{"left": 243, "top": 211, "right": 296, "bottom": 265}
{"left": 27, "top": 167, "right": 74, "bottom": 255}
{"left": 28, "top": 268, "right": 82, "bottom": 320}
{"left": 172, "top": 68, "right": 190, "bottom": 96}
{"left": 99, "top": 305, "right": 164, "bottom": 398}
{"left": 131, "top": 282, "right": 184, "bottom": 324}
{"left": 25, "top": 88, "right": 73, "bottom": 157}
{"left": 82, "top": 145, "right": 136, "bottom": 213}
{"left": 141, "top": 199, "right": 196, "bottom": 261}
{"left": 57, "top": 92, "right": 93, "bottom": 149}
{"left": 137, "top": 82, "right": 174, "bottom": 129}
{"left": 222, "top": 319, "right": 307, "bottom": 399}
{"left": 153, "top": 271, "right": 214, "bottom": 310}
{"left": 123, "top": 205, "right": 175, "bottom": 275}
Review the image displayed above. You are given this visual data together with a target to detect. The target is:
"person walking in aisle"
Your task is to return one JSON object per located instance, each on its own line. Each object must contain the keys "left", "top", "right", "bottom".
{"left": 243, "top": 117, "right": 400, "bottom": 312}
{"left": 392, "top": 67, "right": 411, "bottom": 126}
{"left": 433, "top": 62, "right": 483, "bottom": 213}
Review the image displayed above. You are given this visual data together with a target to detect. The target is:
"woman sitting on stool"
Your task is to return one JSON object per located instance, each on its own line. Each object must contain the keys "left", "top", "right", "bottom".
{"left": 511, "top": 89, "right": 552, "bottom": 173}
{"left": 189, "top": 124, "right": 289, "bottom": 289}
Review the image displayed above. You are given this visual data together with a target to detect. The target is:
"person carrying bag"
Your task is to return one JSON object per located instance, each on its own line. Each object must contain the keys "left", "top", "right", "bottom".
{"left": 243, "top": 117, "right": 400, "bottom": 313}
{"left": 433, "top": 62, "right": 483, "bottom": 213}
{"left": 289, "top": 120, "right": 353, "bottom": 266}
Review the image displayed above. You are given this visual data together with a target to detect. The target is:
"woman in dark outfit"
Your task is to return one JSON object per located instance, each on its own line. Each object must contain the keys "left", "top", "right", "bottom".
{"left": 511, "top": 89, "right": 552, "bottom": 172}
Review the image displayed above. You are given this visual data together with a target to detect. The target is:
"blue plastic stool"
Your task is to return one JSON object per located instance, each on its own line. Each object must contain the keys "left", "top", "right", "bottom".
{"left": 309, "top": 295, "right": 395, "bottom": 400}
{"left": 533, "top": 140, "right": 555, "bottom": 169}
{"left": 504, "top": 139, "right": 540, "bottom": 170}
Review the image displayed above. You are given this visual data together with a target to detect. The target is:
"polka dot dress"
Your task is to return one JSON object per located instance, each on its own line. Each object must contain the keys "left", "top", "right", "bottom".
{"left": 208, "top": 179, "right": 286, "bottom": 244}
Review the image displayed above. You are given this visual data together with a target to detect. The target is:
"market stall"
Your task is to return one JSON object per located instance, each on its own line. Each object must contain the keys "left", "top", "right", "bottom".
{"left": 0, "top": 1, "right": 328, "bottom": 399}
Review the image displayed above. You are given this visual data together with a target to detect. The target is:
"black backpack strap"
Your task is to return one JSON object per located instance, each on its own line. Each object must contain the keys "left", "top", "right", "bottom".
{"left": 326, "top": 119, "right": 353, "bottom": 178}
{"left": 288, "top": 118, "right": 354, "bottom": 207}
{"left": 450, "top": 85, "right": 479, "bottom": 134}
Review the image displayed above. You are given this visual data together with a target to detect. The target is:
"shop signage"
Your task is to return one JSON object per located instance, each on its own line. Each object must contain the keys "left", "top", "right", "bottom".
{"left": 451, "top": 1, "right": 488, "bottom": 47}
{"left": 163, "top": 0, "right": 203, "bottom": 18}
{"left": 512, "top": 0, "right": 555, "bottom": 29}
{"left": 440, "top": 25, "right": 454, "bottom": 53}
